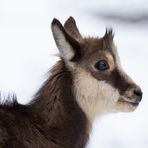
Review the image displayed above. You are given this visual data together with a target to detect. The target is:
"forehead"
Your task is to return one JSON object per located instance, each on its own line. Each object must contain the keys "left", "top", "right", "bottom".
{"left": 80, "top": 38, "right": 117, "bottom": 64}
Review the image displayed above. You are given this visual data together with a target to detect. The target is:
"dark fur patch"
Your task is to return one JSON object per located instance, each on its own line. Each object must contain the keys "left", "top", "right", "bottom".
{"left": 0, "top": 61, "right": 89, "bottom": 148}
{"left": 0, "top": 93, "right": 20, "bottom": 108}
{"left": 107, "top": 68, "right": 131, "bottom": 94}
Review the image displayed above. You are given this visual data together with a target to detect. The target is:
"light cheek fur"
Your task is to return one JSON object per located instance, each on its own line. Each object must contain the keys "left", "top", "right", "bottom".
{"left": 73, "top": 67, "right": 120, "bottom": 122}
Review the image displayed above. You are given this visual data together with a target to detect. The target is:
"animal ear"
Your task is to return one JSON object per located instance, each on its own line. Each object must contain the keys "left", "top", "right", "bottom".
{"left": 64, "top": 16, "right": 82, "bottom": 39}
{"left": 103, "top": 28, "right": 114, "bottom": 49}
{"left": 51, "top": 18, "right": 82, "bottom": 61}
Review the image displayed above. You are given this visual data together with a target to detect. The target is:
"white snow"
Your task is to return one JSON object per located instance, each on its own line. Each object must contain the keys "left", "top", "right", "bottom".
{"left": 0, "top": 0, "right": 148, "bottom": 148}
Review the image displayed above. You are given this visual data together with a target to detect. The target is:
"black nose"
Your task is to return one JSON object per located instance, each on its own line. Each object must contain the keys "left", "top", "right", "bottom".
{"left": 133, "top": 89, "right": 143, "bottom": 100}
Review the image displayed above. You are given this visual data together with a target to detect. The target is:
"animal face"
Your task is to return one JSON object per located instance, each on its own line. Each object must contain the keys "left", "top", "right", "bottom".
{"left": 51, "top": 17, "right": 142, "bottom": 121}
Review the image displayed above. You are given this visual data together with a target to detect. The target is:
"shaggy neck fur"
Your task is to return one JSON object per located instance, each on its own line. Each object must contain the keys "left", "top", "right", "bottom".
{"left": 28, "top": 60, "right": 89, "bottom": 148}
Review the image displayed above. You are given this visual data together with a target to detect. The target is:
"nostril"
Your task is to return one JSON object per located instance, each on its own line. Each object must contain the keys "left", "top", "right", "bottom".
{"left": 134, "top": 90, "right": 143, "bottom": 99}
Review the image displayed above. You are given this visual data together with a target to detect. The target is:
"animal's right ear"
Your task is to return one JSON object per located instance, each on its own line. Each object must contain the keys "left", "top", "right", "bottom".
{"left": 51, "top": 18, "right": 82, "bottom": 61}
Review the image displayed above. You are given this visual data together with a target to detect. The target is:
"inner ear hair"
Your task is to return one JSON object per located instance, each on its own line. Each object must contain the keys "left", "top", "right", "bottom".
{"left": 64, "top": 16, "right": 82, "bottom": 39}
{"left": 51, "top": 18, "right": 82, "bottom": 62}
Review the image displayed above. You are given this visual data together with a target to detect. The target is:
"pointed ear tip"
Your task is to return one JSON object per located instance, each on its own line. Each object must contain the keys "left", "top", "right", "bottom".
{"left": 69, "top": 16, "right": 75, "bottom": 21}
{"left": 65, "top": 16, "right": 75, "bottom": 23}
{"left": 51, "top": 18, "right": 64, "bottom": 33}
{"left": 104, "top": 27, "right": 114, "bottom": 38}
{"left": 52, "top": 18, "right": 58, "bottom": 24}
{"left": 106, "top": 27, "right": 113, "bottom": 33}
{"left": 51, "top": 18, "right": 61, "bottom": 27}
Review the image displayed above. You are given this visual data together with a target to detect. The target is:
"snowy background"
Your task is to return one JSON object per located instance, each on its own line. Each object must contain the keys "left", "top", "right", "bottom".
{"left": 0, "top": 0, "right": 148, "bottom": 148}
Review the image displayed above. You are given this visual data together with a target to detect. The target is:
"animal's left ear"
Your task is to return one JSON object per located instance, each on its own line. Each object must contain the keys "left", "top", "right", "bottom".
{"left": 64, "top": 16, "right": 82, "bottom": 39}
{"left": 51, "top": 18, "right": 82, "bottom": 61}
{"left": 103, "top": 28, "right": 114, "bottom": 49}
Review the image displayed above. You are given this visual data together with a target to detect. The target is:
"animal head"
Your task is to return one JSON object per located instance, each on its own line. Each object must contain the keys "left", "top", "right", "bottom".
{"left": 51, "top": 17, "right": 142, "bottom": 122}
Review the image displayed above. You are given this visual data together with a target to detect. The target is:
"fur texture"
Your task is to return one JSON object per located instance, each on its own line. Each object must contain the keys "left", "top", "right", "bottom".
{"left": 0, "top": 17, "right": 142, "bottom": 148}
{"left": 0, "top": 61, "right": 89, "bottom": 148}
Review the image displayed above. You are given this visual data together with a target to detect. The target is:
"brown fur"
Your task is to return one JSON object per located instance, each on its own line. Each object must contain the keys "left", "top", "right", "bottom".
{"left": 0, "top": 61, "right": 89, "bottom": 148}
{"left": 64, "top": 16, "right": 82, "bottom": 39}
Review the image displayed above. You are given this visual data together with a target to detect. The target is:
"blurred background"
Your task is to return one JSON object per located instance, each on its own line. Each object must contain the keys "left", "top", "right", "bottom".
{"left": 0, "top": 0, "right": 147, "bottom": 147}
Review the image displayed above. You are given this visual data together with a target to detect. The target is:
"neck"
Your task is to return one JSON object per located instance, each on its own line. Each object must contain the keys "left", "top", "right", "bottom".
{"left": 29, "top": 60, "right": 89, "bottom": 148}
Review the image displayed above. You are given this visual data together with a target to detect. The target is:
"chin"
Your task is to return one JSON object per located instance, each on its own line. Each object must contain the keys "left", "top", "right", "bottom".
{"left": 115, "top": 98, "right": 139, "bottom": 112}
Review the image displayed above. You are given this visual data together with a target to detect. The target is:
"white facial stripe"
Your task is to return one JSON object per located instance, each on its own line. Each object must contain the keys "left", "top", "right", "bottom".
{"left": 73, "top": 68, "right": 120, "bottom": 123}
{"left": 106, "top": 52, "right": 115, "bottom": 70}
{"left": 112, "top": 43, "right": 122, "bottom": 67}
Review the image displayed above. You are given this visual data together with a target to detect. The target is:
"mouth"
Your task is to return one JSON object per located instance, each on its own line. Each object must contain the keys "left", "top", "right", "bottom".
{"left": 119, "top": 96, "right": 139, "bottom": 106}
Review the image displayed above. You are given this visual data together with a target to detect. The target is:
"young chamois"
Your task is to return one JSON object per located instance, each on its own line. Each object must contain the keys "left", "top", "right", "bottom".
{"left": 0, "top": 17, "right": 142, "bottom": 148}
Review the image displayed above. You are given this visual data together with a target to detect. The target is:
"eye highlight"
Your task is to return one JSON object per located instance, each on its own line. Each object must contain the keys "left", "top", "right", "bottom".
{"left": 95, "top": 60, "right": 109, "bottom": 71}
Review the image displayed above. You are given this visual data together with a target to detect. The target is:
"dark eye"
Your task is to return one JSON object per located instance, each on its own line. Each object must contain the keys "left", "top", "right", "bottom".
{"left": 95, "top": 60, "right": 109, "bottom": 71}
